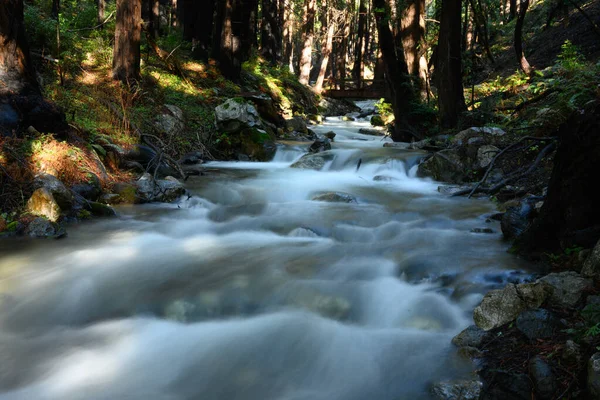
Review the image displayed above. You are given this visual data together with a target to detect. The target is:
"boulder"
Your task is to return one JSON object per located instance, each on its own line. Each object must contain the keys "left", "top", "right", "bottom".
{"left": 243, "top": 93, "right": 282, "bottom": 125}
{"left": 290, "top": 151, "right": 335, "bottom": 170}
{"left": 501, "top": 202, "right": 534, "bottom": 240}
{"left": 516, "top": 309, "right": 562, "bottom": 340}
{"left": 477, "top": 145, "right": 500, "bottom": 169}
{"left": 342, "top": 115, "right": 356, "bottom": 121}
{"left": 538, "top": 271, "right": 593, "bottom": 308}
{"left": 479, "top": 370, "right": 531, "bottom": 400}
{"left": 359, "top": 127, "right": 386, "bottom": 136}
{"left": 26, "top": 217, "right": 64, "bottom": 238}
{"left": 237, "top": 127, "right": 277, "bottom": 161}
{"left": 135, "top": 173, "right": 186, "bottom": 203}
{"left": 307, "top": 114, "right": 323, "bottom": 124}
{"left": 33, "top": 174, "right": 72, "bottom": 210}
{"left": 88, "top": 201, "right": 117, "bottom": 217}
{"left": 318, "top": 98, "right": 360, "bottom": 116}
{"left": 452, "top": 127, "right": 506, "bottom": 146}
{"left": 589, "top": 353, "right": 600, "bottom": 398}
{"left": 154, "top": 104, "right": 185, "bottom": 137}
{"left": 431, "top": 379, "right": 482, "bottom": 400}
{"left": 27, "top": 188, "right": 61, "bottom": 222}
{"left": 582, "top": 239, "right": 600, "bottom": 278}
{"left": 529, "top": 356, "right": 556, "bottom": 400}
{"left": 308, "top": 137, "right": 332, "bottom": 153}
{"left": 473, "top": 283, "right": 547, "bottom": 330}
{"left": 112, "top": 182, "right": 138, "bottom": 204}
{"left": 284, "top": 116, "right": 308, "bottom": 134}
{"left": 288, "top": 227, "right": 320, "bottom": 238}
{"left": 418, "top": 149, "right": 469, "bottom": 183}
{"left": 562, "top": 340, "right": 582, "bottom": 364}
{"left": 452, "top": 325, "right": 490, "bottom": 348}
{"left": 312, "top": 192, "right": 357, "bottom": 203}
{"left": 370, "top": 115, "right": 385, "bottom": 126}
{"left": 324, "top": 131, "right": 336, "bottom": 141}
{"left": 215, "top": 99, "right": 263, "bottom": 133}
{"left": 179, "top": 151, "right": 204, "bottom": 165}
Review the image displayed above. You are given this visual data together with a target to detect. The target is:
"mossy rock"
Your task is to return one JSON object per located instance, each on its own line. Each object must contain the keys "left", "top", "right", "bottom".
{"left": 371, "top": 115, "right": 385, "bottom": 126}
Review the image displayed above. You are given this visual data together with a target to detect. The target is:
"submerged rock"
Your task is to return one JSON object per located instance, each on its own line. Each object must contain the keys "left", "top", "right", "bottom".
{"left": 431, "top": 379, "right": 482, "bottom": 400}
{"left": 308, "top": 137, "right": 332, "bottom": 153}
{"left": 288, "top": 227, "right": 320, "bottom": 238}
{"left": 311, "top": 192, "right": 357, "bottom": 203}
{"left": 323, "top": 131, "right": 336, "bottom": 141}
{"left": 26, "top": 217, "right": 59, "bottom": 238}
{"left": 452, "top": 325, "right": 490, "bottom": 348}
{"left": 290, "top": 151, "right": 335, "bottom": 170}
{"left": 418, "top": 149, "right": 469, "bottom": 183}
{"left": 284, "top": 116, "right": 308, "bottom": 134}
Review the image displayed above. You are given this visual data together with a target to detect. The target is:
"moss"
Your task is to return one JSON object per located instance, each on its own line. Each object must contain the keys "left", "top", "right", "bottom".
{"left": 6, "top": 221, "right": 18, "bottom": 232}
{"left": 77, "top": 209, "right": 92, "bottom": 219}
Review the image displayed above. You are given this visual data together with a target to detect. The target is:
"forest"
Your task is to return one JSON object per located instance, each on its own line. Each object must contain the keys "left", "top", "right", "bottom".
{"left": 1, "top": 0, "right": 600, "bottom": 398}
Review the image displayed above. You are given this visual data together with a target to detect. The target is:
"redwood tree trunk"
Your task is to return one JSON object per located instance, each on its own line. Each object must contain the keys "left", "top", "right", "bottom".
{"left": 298, "top": 0, "right": 316, "bottom": 85}
{"left": 113, "top": 0, "right": 142, "bottom": 84}
{"left": 240, "top": 0, "right": 259, "bottom": 62}
{"left": 219, "top": 0, "right": 242, "bottom": 81}
{"left": 283, "top": 0, "right": 295, "bottom": 72}
{"left": 516, "top": 103, "right": 600, "bottom": 255}
{"left": 261, "top": 0, "right": 283, "bottom": 64}
{"left": 401, "top": 0, "right": 429, "bottom": 99}
{"left": 352, "top": 0, "right": 367, "bottom": 87}
{"left": 151, "top": 0, "right": 160, "bottom": 38}
{"left": 314, "top": 7, "right": 334, "bottom": 93}
{"left": 515, "top": 0, "right": 532, "bottom": 74}
{"left": 437, "top": 0, "right": 465, "bottom": 129}
{"left": 0, "top": 0, "right": 39, "bottom": 96}
{"left": 373, "top": 0, "right": 416, "bottom": 142}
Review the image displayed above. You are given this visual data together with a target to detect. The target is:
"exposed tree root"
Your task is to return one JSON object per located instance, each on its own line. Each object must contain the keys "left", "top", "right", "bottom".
{"left": 452, "top": 136, "right": 557, "bottom": 198}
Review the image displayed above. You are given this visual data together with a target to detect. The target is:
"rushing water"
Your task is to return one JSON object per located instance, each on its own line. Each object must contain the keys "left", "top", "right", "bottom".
{"left": 0, "top": 105, "right": 532, "bottom": 400}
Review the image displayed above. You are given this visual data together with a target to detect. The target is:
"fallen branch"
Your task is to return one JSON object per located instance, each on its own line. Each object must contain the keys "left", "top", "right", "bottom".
{"left": 452, "top": 136, "right": 557, "bottom": 198}
{"left": 141, "top": 133, "right": 186, "bottom": 181}
{"left": 495, "top": 89, "right": 557, "bottom": 114}
{"left": 67, "top": 11, "right": 115, "bottom": 32}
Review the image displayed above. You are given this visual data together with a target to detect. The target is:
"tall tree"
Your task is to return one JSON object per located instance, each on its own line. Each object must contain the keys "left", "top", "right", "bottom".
{"left": 219, "top": 0, "right": 242, "bottom": 81}
{"left": 352, "top": 0, "right": 367, "bottom": 87}
{"left": 282, "top": 0, "right": 295, "bottom": 72}
{"left": 261, "top": 0, "right": 283, "bottom": 64}
{"left": 0, "top": 0, "right": 40, "bottom": 95}
{"left": 314, "top": 2, "right": 334, "bottom": 93}
{"left": 515, "top": 0, "right": 532, "bottom": 74}
{"left": 151, "top": 0, "right": 160, "bottom": 38}
{"left": 401, "top": 0, "right": 429, "bottom": 99}
{"left": 373, "top": 0, "right": 417, "bottom": 142}
{"left": 97, "top": 0, "right": 105, "bottom": 28}
{"left": 240, "top": 0, "right": 259, "bottom": 62}
{"left": 298, "top": 0, "right": 316, "bottom": 85}
{"left": 113, "top": 0, "right": 142, "bottom": 84}
{"left": 182, "top": 0, "right": 215, "bottom": 60}
{"left": 437, "top": 0, "right": 465, "bottom": 128}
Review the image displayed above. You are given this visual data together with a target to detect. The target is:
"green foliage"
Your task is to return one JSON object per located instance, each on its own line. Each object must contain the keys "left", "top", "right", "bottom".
{"left": 558, "top": 40, "right": 586, "bottom": 72}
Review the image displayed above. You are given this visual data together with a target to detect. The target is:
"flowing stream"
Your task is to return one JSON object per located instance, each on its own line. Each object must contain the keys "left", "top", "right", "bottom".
{"left": 0, "top": 103, "right": 533, "bottom": 400}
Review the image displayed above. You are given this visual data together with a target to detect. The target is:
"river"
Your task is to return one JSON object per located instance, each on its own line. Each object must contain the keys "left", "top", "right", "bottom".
{"left": 0, "top": 104, "right": 532, "bottom": 400}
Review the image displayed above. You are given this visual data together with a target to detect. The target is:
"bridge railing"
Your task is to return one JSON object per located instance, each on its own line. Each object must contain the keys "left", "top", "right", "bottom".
{"left": 322, "top": 78, "right": 388, "bottom": 99}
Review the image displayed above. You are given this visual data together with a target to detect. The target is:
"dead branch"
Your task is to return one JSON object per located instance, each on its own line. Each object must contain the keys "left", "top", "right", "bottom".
{"left": 452, "top": 136, "right": 557, "bottom": 198}
{"left": 495, "top": 89, "right": 557, "bottom": 114}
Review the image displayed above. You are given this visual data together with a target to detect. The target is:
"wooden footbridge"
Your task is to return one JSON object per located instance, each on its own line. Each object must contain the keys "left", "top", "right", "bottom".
{"left": 322, "top": 79, "right": 388, "bottom": 100}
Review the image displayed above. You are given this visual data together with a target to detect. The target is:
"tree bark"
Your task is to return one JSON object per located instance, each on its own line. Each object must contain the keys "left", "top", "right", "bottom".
{"left": 352, "top": 0, "right": 367, "bottom": 87}
{"left": 113, "top": 0, "right": 142, "bottom": 84}
{"left": 282, "top": 0, "right": 295, "bottom": 72}
{"left": 51, "top": 0, "right": 60, "bottom": 19}
{"left": 170, "top": 0, "right": 177, "bottom": 28}
{"left": 298, "top": 0, "right": 316, "bottom": 85}
{"left": 151, "top": 0, "right": 160, "bottom": 38}
{"left": 515, "top": 0, "right": 532, "bottom": 75}
{"left": 219, "top": 0, "right": 242, "bottom": 81}
{"left": 373, "top": 0, "right": 416, "bottom": 142}
{"left": 261, "top": 0, "right": 283, "bottom": 64}
{"left": 97, "top": 0, "right": 105, "bottom": 28}
{"left": 314, "top": 7, "right": 334, "bottom": 93}
{"left": 240, "top": 0, "right": 259, "bottom": 62}
{"left": 437, "top": 0, "right": 466, "bottom": 129}
{"left": 516, "top": 103, "right": 600, "bottom": 255}
{"left": 0, "top": 0, "right": 40, "bottom": 96}
{"left": 509, "top": 0, "right": 517, "bottom": 20}
{"left": 401, "top": 0, "right": 429, "bottom": 99}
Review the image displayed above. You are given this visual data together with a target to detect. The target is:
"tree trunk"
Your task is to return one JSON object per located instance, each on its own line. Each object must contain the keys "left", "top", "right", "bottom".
{"left": 51, "top": 0, "right": 60, "bottom": 19}
{"left": 219, "top": 0, "right": 242, "bottom": 81}
{"left": 373, "top": 0, "right": 416, "bottom": 142}
{"left": 298, "top": 0, "right": 316, "bottom": 85}
{"left": 401, "top": 0, "right": 429, "bottom": 99}
{"left": 151, "top": 0, "right": 160, "bottom": 38}
{"left": 515, "top": 0, "right": 532, "bottom": 75}
{"left": 516, "top": 103, "right": 600, "bottom": 256}
{"left": 170, "top": 0, "right": 177, "bottom": 28}
{"left": 469, "top": 0, "right": 495, "bottom": 63}
{"left": 314, "top": 8, "right": 334, "bottom": 93}
{"left": 261, "top": 0, "right": 283, "bottom": 64}
{"left": 113, "top": 0, "right": 142, "bottom": 84}
{"left": 0, "top": 0, "right": 40, "bottom": 96}
{"left": 212, "top": 0, "right": 225, "bottom": 60}
{"left": 282, "top": 0, "right": 295, "bottom": 72}
{"left": 240, "top": 0, "right": 259, "bottom": 62}
{"left": 352, "top": 0, "right": 367, "bottom": 87}
{"left": 509, "top": 0, "right": 517, "bottom": 20}
{"left": 437, "top": 0, "right": 465, "bottom": 129}
{"left": 97, "top": 0, "right": 105, "bottom": 28}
